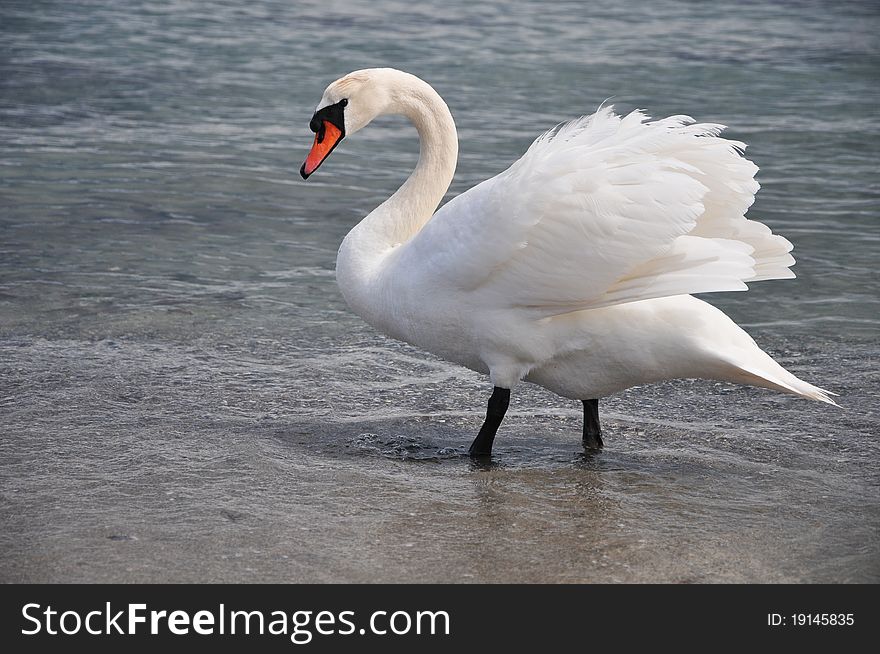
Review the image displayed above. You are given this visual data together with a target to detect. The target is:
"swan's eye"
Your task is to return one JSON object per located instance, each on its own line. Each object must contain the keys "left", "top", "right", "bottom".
{"left": 340, "top": 98, "right": 348, "bottom": 107}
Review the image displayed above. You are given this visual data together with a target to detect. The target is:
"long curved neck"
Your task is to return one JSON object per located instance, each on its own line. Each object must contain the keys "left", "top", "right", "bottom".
{"left": 379, "top": 76, "right": 458, "bottom": 244}
{"left": 339, "top": 73, "right": 458, "bottom": 279}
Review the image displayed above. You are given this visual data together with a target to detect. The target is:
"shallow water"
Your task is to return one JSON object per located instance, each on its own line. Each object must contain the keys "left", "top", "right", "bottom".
{"left": 1, "top": 0, "right": 878, "bottom": 582}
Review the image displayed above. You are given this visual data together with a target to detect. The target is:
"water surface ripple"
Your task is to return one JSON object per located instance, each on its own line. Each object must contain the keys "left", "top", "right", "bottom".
{"left": 1, "top": 0, "right": 878, "bottom": 582}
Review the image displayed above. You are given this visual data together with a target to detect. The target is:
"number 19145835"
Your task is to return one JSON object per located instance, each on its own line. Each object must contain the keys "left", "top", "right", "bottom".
{"left": 768, "top": 613, "right": 854, "bottom": 627}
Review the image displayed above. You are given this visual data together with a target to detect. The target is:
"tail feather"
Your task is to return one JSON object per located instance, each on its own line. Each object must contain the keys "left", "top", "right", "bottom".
{"left": 727, "top": 359, "right": 839, "bottom": 406}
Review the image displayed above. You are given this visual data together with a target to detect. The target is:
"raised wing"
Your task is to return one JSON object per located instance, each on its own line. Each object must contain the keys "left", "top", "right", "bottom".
{"left": 401, "top": 107, "right": 794, "bottom": 316}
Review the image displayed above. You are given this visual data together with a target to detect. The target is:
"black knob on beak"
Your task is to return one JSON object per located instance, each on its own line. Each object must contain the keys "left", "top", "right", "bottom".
{"left": 309, "top": 115, "right": 322, "bottom": 133}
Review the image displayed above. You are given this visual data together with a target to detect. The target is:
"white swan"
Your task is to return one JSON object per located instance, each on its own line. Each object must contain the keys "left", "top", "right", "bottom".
{"left": 300, "top": 68, "right": 836, "bottom": 456}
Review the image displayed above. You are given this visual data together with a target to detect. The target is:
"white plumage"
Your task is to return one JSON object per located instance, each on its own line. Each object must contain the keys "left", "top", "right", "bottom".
{"left": 303, "top": 68, "right": 835, "bottom": 454}
{"left": 411, "top": 107, "right": 796, "bottom": 314}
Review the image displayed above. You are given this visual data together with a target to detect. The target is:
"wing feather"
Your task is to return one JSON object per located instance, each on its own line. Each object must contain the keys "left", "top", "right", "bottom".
{"left": 400, "top": 107, "right": 795, "bottom": 316}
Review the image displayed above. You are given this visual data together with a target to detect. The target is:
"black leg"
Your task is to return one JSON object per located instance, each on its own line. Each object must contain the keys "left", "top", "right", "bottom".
{"left": 468, "top": 387, "right": 510, "bottom": 457}
{"left": 582, "top": 398, "right": 603, "bottom": 450}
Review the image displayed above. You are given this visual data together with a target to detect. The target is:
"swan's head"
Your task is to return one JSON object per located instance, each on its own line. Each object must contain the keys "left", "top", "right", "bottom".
{"left": 300, "top": 69, "right": 393, "bottom": 179}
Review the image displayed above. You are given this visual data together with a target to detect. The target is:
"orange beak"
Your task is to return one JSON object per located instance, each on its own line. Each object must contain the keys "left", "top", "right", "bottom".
{"left": 301, "top": 121, "right": 343, "bottom": 179}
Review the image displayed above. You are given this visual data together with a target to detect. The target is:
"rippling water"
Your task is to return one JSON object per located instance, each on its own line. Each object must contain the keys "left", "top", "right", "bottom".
{"left": 1, "top": 0, "right": 878, "bottom": 582}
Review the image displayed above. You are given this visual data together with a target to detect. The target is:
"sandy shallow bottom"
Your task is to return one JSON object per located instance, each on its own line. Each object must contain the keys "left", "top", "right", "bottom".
{"left": 1, "top": 335, "right": 877, "bottom": 584}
